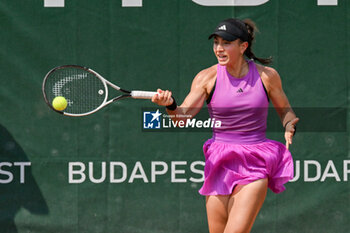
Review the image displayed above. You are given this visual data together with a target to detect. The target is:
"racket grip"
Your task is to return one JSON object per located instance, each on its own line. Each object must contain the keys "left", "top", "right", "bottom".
{"left": 131, "top": 90, "right": 158, "bottom": 99}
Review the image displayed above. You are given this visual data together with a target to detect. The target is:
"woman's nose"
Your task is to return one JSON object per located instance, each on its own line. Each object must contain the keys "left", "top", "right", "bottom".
{"left": 216, "top": 43, "right": 224, "bottom": 51}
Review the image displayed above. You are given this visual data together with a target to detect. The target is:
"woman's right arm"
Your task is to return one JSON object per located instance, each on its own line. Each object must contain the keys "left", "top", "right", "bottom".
{"left": 151, "top": 65, "right": 216, "bottom": 122}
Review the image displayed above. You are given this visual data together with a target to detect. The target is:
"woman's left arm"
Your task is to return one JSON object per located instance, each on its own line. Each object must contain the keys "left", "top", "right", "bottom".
{"left": 261, "top": 66, "right": 299, "bottom": 149}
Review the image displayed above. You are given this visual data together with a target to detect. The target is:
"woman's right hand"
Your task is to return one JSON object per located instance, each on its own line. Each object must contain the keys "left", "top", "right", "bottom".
{"left": 151, "top": 89, "right": 174, "bottom": 106}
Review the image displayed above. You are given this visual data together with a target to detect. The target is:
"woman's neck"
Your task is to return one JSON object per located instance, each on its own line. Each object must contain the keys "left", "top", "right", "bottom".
{"left": 226, "top": 58, "right": 248, "bottom": 79}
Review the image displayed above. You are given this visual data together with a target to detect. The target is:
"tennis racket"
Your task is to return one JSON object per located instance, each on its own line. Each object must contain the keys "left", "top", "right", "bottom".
{"left": 42, "top": 65, "right": 157, "bottom": 117}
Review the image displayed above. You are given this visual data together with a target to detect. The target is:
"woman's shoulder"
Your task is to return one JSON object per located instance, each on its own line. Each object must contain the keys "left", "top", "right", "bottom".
{"left": 192, "top": 64, "right": 217, "bottom": 86}
{"left": 194, "top": 64, "right": 217, "bottom": 92}
{"left": 255, "top": 63, "right": 281, "bottom": 84}
{"left": 196, "top": 64, "right": 217, "bottom": 80}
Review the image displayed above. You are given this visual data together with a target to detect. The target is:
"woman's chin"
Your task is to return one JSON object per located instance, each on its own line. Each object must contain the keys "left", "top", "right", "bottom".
{"left": 218, "top": 60, "right": 229, "bottom": 66}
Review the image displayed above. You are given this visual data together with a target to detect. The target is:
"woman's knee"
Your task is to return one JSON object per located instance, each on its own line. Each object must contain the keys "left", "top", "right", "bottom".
{"left": 224, "top": 221, "right": 253, "bottom": 233}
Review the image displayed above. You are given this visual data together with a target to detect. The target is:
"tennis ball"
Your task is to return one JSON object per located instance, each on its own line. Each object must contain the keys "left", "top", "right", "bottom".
{"left": 52, "top": 96, "right": 68, "bottom": 111}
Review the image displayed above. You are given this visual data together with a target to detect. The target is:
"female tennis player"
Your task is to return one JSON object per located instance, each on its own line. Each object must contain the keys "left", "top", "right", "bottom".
{"left": 152, "top": 18, "right": 299, "bottom": 233}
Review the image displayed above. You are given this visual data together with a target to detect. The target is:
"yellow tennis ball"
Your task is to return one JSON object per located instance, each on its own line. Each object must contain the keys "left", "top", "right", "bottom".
{"left": 52, "top": 96, "right": 68, "bottom": 111}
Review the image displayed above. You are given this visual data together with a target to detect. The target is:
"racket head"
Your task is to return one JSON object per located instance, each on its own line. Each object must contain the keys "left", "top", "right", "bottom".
{"left": 42, "top": 65, "right": 109, "bottom": 116}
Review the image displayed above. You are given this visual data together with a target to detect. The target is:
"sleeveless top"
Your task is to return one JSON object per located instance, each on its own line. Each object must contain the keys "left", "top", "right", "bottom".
{"left": 207, "top": 60, "right": 269, "bottom": 144}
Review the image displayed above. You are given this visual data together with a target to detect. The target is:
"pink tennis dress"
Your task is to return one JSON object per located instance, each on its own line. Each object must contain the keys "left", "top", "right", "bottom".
{"left": 198, "top": 60, "right": 294, "bottom": 195}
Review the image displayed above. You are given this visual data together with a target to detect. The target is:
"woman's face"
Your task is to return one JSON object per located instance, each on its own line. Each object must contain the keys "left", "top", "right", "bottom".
{"left": 213, "top": 36, "right": 248, "bottom": 66}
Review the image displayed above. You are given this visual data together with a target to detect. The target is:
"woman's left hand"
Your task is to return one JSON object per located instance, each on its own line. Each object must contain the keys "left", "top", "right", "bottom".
{"left": 285, "top": 118, "right": 299, "bottom": 150}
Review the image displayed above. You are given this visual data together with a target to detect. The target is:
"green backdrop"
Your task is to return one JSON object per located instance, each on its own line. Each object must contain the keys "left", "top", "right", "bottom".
{"left": 0, "top": 0, "right": 349, "bottom": 232}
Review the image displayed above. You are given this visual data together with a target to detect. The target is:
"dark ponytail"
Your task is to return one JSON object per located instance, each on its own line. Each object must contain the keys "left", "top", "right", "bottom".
{"left": 243, "top": 19, "right": 272, "bottom": 65}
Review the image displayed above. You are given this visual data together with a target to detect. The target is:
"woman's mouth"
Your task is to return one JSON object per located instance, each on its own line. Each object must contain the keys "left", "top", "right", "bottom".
{"left": 217, "top": 54, "right": 227, "bottom": 62}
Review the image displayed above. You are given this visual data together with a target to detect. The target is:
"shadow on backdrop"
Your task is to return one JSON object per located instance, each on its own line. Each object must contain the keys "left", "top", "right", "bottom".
{"left": 0, "top": 124, "right": 49, "bottom": 233}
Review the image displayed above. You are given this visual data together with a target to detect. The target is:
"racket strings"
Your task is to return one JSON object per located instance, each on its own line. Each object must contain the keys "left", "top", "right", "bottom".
{"left": 44, "top": 66, "right": 106, "bottom": 114}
